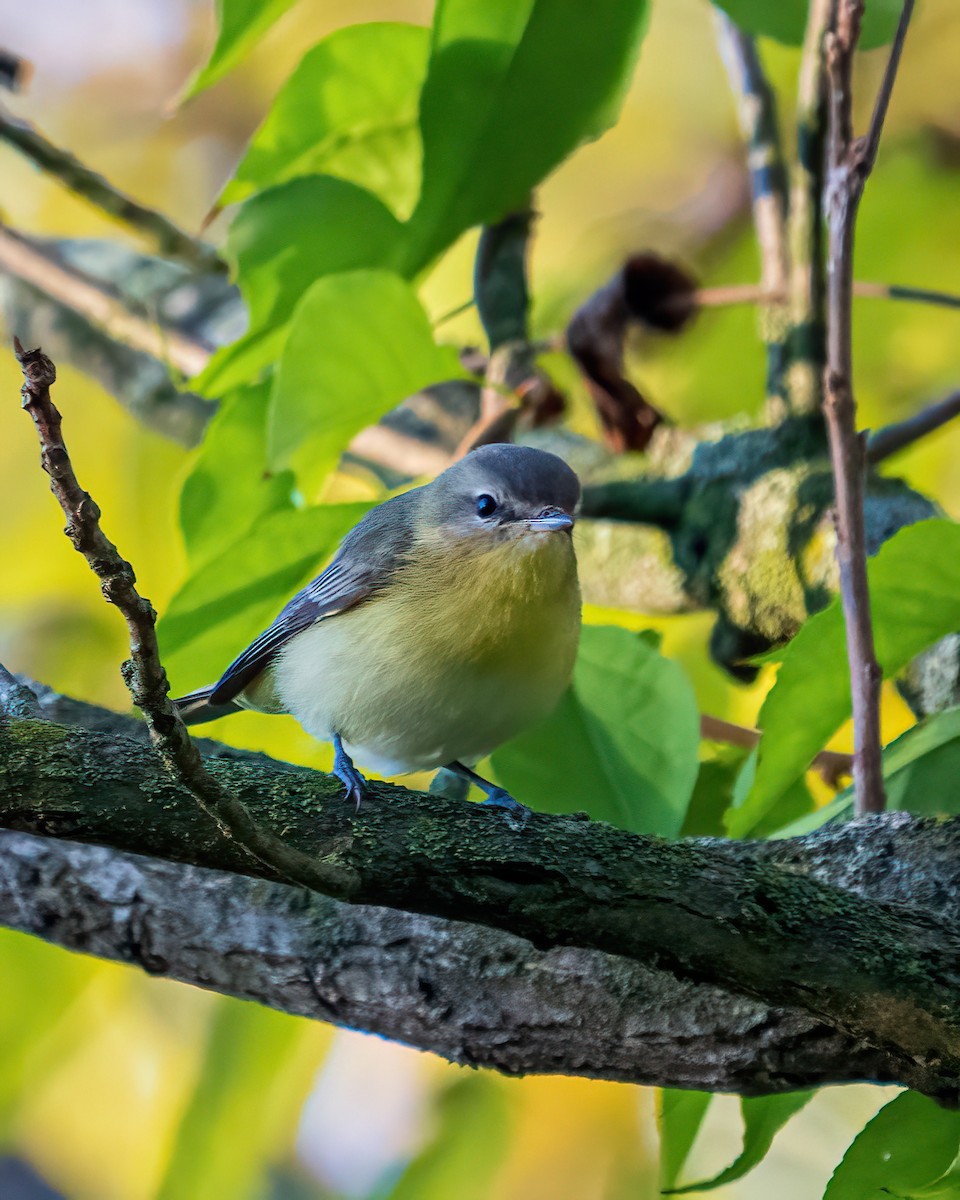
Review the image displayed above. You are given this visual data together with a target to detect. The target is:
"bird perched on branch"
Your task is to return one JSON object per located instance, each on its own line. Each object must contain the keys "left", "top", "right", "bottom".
{"left": 174, "top": 444, "right": 582, "bottom": 819}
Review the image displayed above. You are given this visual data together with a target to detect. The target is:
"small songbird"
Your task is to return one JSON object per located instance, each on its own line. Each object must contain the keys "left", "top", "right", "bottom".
{"left": 174, "top": 444, "right": 582, "bottom": 816}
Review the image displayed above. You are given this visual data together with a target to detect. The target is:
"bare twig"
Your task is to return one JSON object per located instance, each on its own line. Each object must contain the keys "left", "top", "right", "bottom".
{"left": 700, "top": 714, "right": 853, "bottom": 787}
{"left": 822, "top": 0, "right": 914, "bottom": 816}
{"left": 13, "top": 338, "right": 358, "bottom": 897}
{"left": 0, "top": 223, "right": 212, "bottom": 375}
{"left": 714, "top": 12, "right": 790, "bottom": 411}
{"left": 867, "top": 389, "right": 960, "bottom": 464}
{"left": 0, "top": 663, "right": 41, "bottom": 720}
{"left": 861, "top": 0, "right": 916, "bottom": 173}
{"left": 695, "top": 281, "right": 960, "bottom": 312}
{"left": 0, "top": 106, "right": 224, "bottom": 274}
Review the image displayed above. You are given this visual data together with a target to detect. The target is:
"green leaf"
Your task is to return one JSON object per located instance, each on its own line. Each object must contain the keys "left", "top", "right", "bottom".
{"left": 179, "top": 381, "right": 294, "bottom": 568}
{"left": 159, "top": 501, "right": 370, "bottom": 693}
{"left": 156, "top": 997, "right": 325, "bottom": 1200}
{"left": 824, "top": 1091, "right": 960, "bottom": 1200}
{"left": 727, "top": 747, "right": 817, "bottom": 838}
{"left": 400, "top": 0, "right": 650, "bottom": 271}
{"left": 387, "top": 1076, "right": 511, "bottom": 1200}
{"left": 658, "top": 1090, "right": 713, "bottom": 1192}
{"left": 711, "top": 0, "right": 901, "bottom": 50}
{"left": 222, "top": 23, "right": 431, "bottom": 220}
{"left": 490, "top": 625, "right": 700, "bottom": 836}
{"left": 668, "top": 1091, "right": 814, "bottom": 1194}
{"left": 184, "top": 0, "right": 301, "bottom": 99}
{"left": 227, "top": 175, "right": 406, "bottom": 332}
{"left": 775, "top": 706, "right": 960, "bottom": 837}
{"left": 268, "top": 270, "right": 466, "bottom": 486}
{"left": 729, "top": 520, "right": 960, "bottom": 837}
{"left": 882, "top": 706, "right": 960, "bottom": 813}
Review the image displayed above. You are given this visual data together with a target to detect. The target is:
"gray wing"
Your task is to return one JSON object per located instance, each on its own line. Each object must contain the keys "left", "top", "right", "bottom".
{"left": 207, "top": 490, "right": 419, "bottom": 705}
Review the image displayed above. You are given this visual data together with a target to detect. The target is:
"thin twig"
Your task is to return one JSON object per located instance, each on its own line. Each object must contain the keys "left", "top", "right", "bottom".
{"left": 860, "top": 0, "right": 916, "bottom": 173}
{"left": 785, "top": 0, "right": 831, "bottom": 416}
{"left": 867, "top": 390, "right": 960, "bottom": 464}
{"left": 696, "top": 281, "right": 960, "bottom": 312}
{"left": 700, "top": 714, "right": 853, "bottom": 788}
{"left": 0, "top": 223, "right": 212, "bottom": 376}
{"left": 857, "top": 281, "right": 960, "bottom": 309}
{"left": 821, "top": 0, "right": 915, "bottom": 816}
{"left": 714, "top": 12, "right": 790, "bottom": 411}
{"left": 14, "top": 338, "right": 358, "bottom": 897}
{"left": 0, "top": 663, "right": 41, "bottom": 720}
{"left": 0, "top": 106, "right": 224, "bottom": 275}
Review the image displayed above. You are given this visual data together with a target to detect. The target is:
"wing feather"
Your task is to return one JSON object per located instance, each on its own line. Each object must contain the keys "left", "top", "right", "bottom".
{"left": 207, "top": 490, "right": 419, "bottom": 705}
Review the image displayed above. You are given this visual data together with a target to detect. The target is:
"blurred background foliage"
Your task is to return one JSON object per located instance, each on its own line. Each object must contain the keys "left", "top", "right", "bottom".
{"left": 1, "top": 0, "right": 959, "bottom": 1196}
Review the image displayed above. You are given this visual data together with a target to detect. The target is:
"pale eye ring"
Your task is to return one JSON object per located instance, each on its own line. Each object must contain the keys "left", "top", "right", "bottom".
{"left": 476, "top": 494, "right": 498, "bottom": 518}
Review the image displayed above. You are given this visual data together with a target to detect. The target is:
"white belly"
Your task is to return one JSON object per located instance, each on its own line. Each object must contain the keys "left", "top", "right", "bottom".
{"left": 252, "top": 533, "right": 580, "bottom": 776}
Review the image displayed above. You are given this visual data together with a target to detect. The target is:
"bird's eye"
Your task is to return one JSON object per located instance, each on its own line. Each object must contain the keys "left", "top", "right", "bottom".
{"left": 476, "top": 494, "right": 498, "bottom": 518}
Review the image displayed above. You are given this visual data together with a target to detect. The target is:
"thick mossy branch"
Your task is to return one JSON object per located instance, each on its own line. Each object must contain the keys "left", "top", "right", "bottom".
{"left": 3, "top": 713, "right": 960, "bottom": 1101}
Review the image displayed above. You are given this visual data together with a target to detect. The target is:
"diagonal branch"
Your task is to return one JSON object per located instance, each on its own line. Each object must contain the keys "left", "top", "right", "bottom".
{"left": 0, "top": 222, "right": 212, "bottom": 376}
{"left": 0, "top": 104, "right": 224, "bottom": 274}
{"left": 14, "top": 338, "right": 358, "bottom": 898}
{"left": 867, "top": 389, "right": 960, "bottom": 464}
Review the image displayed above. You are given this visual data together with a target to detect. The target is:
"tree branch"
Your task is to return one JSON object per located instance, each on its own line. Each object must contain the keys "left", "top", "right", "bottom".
{"left": 786, "top": 0, "right": 831, "bottom": 415}
{"left": 867, "top": 389, "right": 960, "bottom": 464}
{"left": 0, "top": 663, "right": 41, "bottom": 720}
{"left": 0, "top": 104, "right": 224, "bottom": 274}
{"left": 0, "top": 823, "right": 910, "bottom": 1096}
{"left": 0, "top": 222, "right": 212, "bottom": 376}
{"left": 821, "top": 0, "right": 912, "bottom": 816}
{"left": 713, "top": 12, "right": 790, "bottom": 412}
{"left": 14, "top": 338, "right": 358, "bottom": 898}
{"left": 3, "top": 712, "right": 960, "bottom": 1101}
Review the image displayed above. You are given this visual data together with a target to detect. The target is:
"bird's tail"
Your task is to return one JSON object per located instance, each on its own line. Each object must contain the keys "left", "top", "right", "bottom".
{"left": 173, "top": 686, "right": 242, "bottom": 726}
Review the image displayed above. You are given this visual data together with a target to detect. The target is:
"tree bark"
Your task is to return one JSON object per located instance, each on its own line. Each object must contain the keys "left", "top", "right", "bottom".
{"left": 2, "top": 686, "right": 960, "bottom": 1100}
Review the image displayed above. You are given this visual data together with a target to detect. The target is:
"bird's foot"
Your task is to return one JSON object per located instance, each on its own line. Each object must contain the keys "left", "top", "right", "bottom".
{"left": 479, "top": 788, "right": 531, "bottom": 831}
{"left": 333, "top": 734, "right": 366, "bottom": 812}
{"left": 442, "top": 761, "right": 530, "bottom": 830}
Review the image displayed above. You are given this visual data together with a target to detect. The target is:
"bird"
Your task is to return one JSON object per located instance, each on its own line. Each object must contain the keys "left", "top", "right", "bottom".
{"left": 174, "top": 443, "right": 582, "bottom": 818}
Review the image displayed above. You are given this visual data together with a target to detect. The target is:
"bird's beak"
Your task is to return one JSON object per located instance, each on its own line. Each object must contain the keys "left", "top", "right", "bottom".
{"left": 528, "top": 506, "right": 574, "bottom": 532}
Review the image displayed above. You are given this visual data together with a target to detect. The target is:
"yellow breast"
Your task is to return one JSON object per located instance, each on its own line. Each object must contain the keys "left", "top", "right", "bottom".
{"left": 269, "top": 527, "right": 581, "bottom": 775}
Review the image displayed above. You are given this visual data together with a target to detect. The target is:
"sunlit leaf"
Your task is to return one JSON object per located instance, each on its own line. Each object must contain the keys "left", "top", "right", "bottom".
{"left": 388, "top": 1076, "right": 511, "bottom": 1200}
{"left": 227, "top": 175, "right": 406, "bottom": 331}
{"left": 156, "top": 997, "right": 328, "bottom": 1200}
{"left": 774, "top": 706, "right": 960, "bottom": 837}
{"left": 159, "top": 501, "right": 370, "bottom": 692}
{"left": 823, "top": 1091, "right": 960, "bottom": 1200}
{"left": 184, "top": 0, "right": 301, "bottom": 99}
{"left": 729, "top": 520, "right": 960, "bottom": 837}
{"left": 491, "top": 626, "right": 700, "bottom": 836}
{"left": 269, "top": 270, "right": 466, "bottom": 486}
{"left": 658, "top": 1090, "right": 713, "bottom": 1192}
{"left": 399, "top": 0, "right": 650, "bottom": 271}
{"left": 667, "top": 1091, "right": 814, "bottom": 1194}
{"left": 179, "top": 381, "right": 294, "bottom": 568}
{"left": 711, "top": 0, "right": 901, "bottom": 49}
{"left": 223, "top": 23, "right": 430, "bottom": 220}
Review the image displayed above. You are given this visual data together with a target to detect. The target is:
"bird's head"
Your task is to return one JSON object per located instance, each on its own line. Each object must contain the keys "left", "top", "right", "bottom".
{"left": 419, "top": 444, "right": 580, "bottom": 552}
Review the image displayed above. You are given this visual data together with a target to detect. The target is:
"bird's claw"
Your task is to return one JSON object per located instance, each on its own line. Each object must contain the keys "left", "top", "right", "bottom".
{"left": 480, "top": 788, "right": 530, "bottom": 831}
{"left": 333, "top": 735, "right": 367, "bottom": 812}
